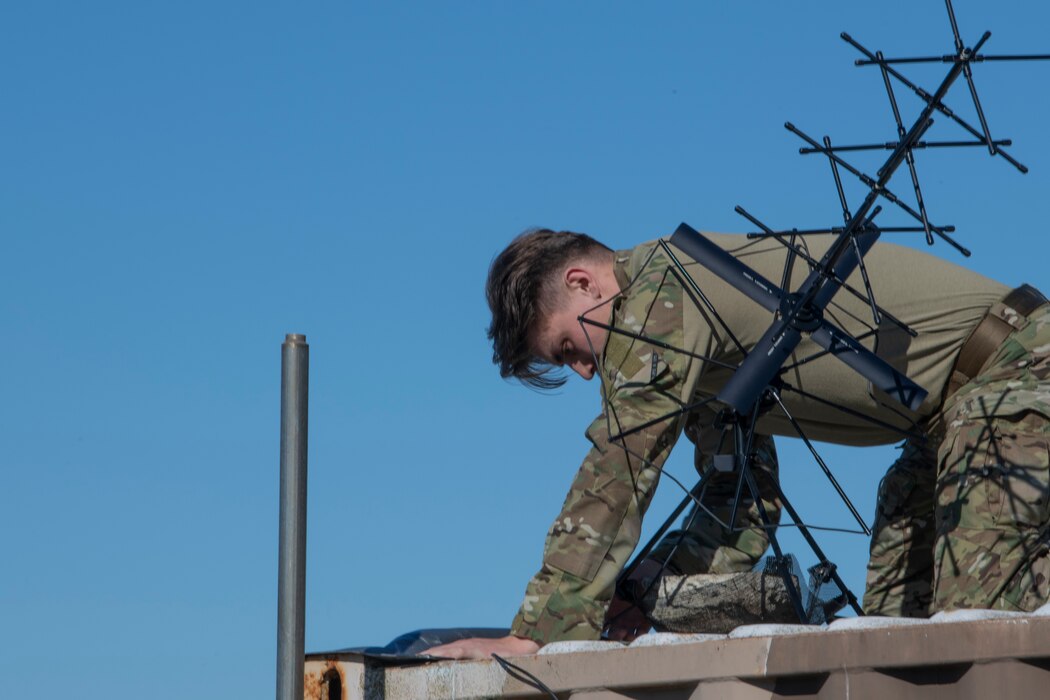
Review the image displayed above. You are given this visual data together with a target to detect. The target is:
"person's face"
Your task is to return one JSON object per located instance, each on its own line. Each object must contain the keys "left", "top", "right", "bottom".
{"left": 530, "top": 271, "right": 610, "bottom": 381}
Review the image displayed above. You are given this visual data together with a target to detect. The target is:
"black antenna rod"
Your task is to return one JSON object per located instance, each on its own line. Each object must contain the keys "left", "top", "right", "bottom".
{"left": 823, "top": 136, "right": 852, "bottom": 225}
{"left": 961, "top": 31, "right": 996, "bottom": 155}
{"left": 979, "top": 53, "right": 1050, "bottom": 61}
{"left": 747, "top": 225, "right": 955, "bottom": 236}
{"left": 799, "top": 139, "right": 1012, "bottom": 154}
{"left": 853, "top": 50, "right": 1050, "bottom": 65}
{"left": 821, "top": 135, "right": 884, "bottom": 324}
{"left": 946, "top": 0, "right": 965, "bottom": 54}
{"left": 876, "top": 49, "right": 934, "bottom": 244}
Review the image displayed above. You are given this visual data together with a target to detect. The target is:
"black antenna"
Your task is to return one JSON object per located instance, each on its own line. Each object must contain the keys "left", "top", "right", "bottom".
{"left": 607, "top": 0, "right": 1049, "bottom": 631}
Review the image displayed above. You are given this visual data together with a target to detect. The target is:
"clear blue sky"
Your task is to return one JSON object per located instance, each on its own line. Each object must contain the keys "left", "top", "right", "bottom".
{"left": 2, "top": 1, "right": 1048, "bottom": 697}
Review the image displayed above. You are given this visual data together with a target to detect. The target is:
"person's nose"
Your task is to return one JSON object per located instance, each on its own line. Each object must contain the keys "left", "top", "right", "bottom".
{"left": 570, "top": 359, "right": 595, "bottom": 380}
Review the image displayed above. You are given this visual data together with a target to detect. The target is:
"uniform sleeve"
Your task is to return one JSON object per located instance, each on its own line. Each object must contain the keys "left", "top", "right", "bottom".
{"left": 510, "top": 256, "right": 694, "bottom": 643}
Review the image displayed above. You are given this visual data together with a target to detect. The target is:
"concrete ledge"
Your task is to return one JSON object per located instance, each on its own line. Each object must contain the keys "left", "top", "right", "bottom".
{"left": 305, "top": 616, "right": 1050, "bottom": 699}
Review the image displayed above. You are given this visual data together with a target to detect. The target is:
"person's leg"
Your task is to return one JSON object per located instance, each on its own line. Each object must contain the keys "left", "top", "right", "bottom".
{"left": 862, "top": 438, "right": 937, "bottom": 617}
{"left": 933, "top": 305, "right": 1050, "bottom": 612}
{"left": 933, "top": 409, "right": 1050, "bottom": 611}
{"left": 649, "top": 434, "right": 781, "bottom": 575}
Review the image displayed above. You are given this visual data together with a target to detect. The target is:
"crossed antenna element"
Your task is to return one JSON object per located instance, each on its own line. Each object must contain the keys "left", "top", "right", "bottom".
{"left": 585, "top": 0, "right": 1050, "bottom": 627}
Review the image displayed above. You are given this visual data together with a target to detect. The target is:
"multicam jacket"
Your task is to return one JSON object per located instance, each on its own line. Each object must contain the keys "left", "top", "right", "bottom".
{"left": 510, "top": 232, "right": 1007, "bottom": 643}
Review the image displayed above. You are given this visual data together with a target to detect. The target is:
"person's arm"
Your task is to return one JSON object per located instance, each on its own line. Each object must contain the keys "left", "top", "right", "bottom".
{"left": 510, "top": 259, "right": 695, "bottom": 645}
{"left": 508, "top": 391, "right": 683, "bottom": 643}
{"left": 425, "top": 246, "right": 696, "bottom": 658}
{"left": 423, "top": 345, "right": 688, "bottom": 658}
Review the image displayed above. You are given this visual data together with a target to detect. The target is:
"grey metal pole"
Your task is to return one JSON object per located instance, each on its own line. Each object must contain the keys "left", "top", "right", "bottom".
{"left": 277, "top": 333, "right": 308, "bottom": 700}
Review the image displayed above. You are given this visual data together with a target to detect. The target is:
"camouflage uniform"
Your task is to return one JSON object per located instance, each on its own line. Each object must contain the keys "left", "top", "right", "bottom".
{"left": 861, "top": 437, "right": 938, "bottom": 616}
{"left": 509, "top": 234, "right": 1048, "bottom": 645}
{"left": 865, "top": 304, "right": 1050, "bottom": 617}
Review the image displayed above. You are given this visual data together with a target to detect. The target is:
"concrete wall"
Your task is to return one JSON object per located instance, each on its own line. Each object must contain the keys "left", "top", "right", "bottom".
{"left": 305, "top": 610, "right": 1050, "bottom": 699}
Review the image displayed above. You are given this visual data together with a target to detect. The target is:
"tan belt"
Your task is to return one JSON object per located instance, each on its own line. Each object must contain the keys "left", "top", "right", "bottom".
{"left": 945, "top": 283, "right": 1048, "bottom": 400}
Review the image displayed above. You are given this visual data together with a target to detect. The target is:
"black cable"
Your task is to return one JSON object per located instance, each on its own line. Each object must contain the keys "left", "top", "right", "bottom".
{"left": 491, "top": 654, "right": 560, "bottom": 699}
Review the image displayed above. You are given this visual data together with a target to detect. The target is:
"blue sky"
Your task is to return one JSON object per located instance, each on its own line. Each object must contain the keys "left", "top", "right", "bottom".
{"left": 2, "top": 2, "right": 1048, "bottom": 697}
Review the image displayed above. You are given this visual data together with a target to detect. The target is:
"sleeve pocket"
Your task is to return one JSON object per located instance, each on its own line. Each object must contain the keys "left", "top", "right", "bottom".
{"left": 544, "top": 474, "right": 635, "bottom": 582}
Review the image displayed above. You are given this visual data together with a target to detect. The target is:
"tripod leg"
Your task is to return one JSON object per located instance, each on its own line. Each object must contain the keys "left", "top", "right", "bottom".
{"left": 727, "top": 409, "right": 762, "bottom": 536}
{"left": 730, "top": 416, "right": 809, "bottom": 623}
{"left": 765, "top": 475, "right": 865, "bottom": 616}
{"left": 739, "top": 464, "right": 809, "bottom": 623}
{"left": 619, "top": 468, "right": 713, "bottom": 588}
{"left": 607, "top": 464, "right": 721, "bottom": 635}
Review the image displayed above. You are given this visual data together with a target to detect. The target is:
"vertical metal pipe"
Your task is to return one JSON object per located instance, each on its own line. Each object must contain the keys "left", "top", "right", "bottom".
{"left": 277, "top": 333, "right": 309, "bottom": 700}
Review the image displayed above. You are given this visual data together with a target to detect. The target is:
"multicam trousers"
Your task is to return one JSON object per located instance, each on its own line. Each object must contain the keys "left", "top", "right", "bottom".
{"left": 864, "top": 303, "right": 1050, "bottom": 616}
{"left": 649, "top": 435, "right": 781, "bottom": 576}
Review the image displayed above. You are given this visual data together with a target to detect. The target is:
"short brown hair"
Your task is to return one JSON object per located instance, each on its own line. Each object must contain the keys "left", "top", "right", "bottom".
{"left": 486, "top": 228, "right": 612, "bottom": 388}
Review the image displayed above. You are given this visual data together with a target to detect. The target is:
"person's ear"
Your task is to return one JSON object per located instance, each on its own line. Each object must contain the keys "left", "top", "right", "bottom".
{"left": 564, "top": 267, "right": 601, "bottom": 299}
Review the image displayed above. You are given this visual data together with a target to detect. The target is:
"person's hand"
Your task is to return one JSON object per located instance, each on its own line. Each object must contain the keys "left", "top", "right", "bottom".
{"left": 603, "top": 591, "right": 652, "bottom": 641}
{"left": 424, "top": 634, "right": 541, "bottom": 660}
{"left": 602, "top": 558, "right": 664, "bottom": 642}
